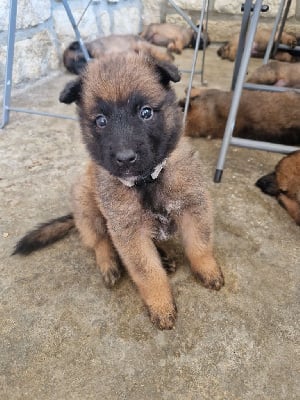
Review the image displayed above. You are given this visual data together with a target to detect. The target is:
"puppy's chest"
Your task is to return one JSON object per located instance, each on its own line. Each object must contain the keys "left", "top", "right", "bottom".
{"left": 137, "top": 183, "right": 182, "bottom": 241}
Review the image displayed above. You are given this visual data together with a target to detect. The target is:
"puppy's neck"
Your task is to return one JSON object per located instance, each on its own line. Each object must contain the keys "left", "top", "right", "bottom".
{"left": 118, "top": 159, "right": 167, "bottom": 188}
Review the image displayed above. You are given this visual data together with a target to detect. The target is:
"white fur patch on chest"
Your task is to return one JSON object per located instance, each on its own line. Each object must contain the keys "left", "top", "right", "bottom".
{"left": 165, "top": 200, "right": 183, "bottom": 213}
{"left": 152, "top": 212, "right": 177, "bottom": 241}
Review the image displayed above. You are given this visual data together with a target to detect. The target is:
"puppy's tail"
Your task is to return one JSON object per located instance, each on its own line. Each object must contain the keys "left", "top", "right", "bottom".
{"left": 12, "top": 214, "right": 75, "bottom": 255}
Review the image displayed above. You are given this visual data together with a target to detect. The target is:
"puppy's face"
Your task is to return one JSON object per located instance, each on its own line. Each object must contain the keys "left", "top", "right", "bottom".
{"left": 60, "top": 54, "right": 182, "bottom": 182}
{"left": 255, "top": 151, "right": 300, "bottom": 224}
{"left": 217, "top": 43, "right": 230, "bottom": 59}
{"left": 275, "top": 151, "right": 300, "bottom": 201}
{"left": 191, "top": 28, "right": 210, "bottom": 50}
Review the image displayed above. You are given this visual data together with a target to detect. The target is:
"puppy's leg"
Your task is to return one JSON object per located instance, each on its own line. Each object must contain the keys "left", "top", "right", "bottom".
{"left": 280, "top": 32, "right": 297, "bottom": 48}
{"left": 150, "top": 33, "right": 169, "bottom": 47}
{"left": 73, "top": 182, "right": 121, "bottom": 288}
{"left": 273, "top": 51, "right": 295, "bottom": 63}
{"left": 167, "top": 39, "right": 183, "bottom": 54}
{"left": 112, "top": 233, "right": 176, "bottom": 329}
{"left": 178, "top": 210, "right": 224, "bottom": 290}
{"left": 76, "top": 212, "right": 121, "bottom": 288}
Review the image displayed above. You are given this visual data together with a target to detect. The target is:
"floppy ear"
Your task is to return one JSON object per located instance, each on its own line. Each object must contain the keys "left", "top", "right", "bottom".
{"left": 155, "top": 60, "right": 181, "bottom": 86}
{"left": 59, "top": 78, "right": 82, "bottom": 104}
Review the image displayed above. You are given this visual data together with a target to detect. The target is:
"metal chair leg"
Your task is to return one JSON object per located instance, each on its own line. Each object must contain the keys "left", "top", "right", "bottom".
{"left": 263, "top": 0, "right": 287, "bottom": 64}
{"left": 214, "top": 0, "right": 263, "bottom": 183}
{"left": 183, "top": 0, "right": 209, "bottom": 124}
{"left": 231, "top": 0, "right": 253, "bottom": 91}
{"left": 61, "top": 0, "right": 91, "bottom": 62}
{"left": 1, "top": 0, "right": 17, "bottom": 129}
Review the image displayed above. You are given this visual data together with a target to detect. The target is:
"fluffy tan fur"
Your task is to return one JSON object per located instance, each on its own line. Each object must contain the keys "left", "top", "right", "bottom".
{"left": 217, "top": 28, "right": 297, "bottom": 62}
{"left": 183, "top": 87, "right": 300, "bottom": 145}
{"left": 140, "top": 23, "right": 209, "bottom": 54}
{"left": 247, "top": 60, "right": 300, "bottom": 88}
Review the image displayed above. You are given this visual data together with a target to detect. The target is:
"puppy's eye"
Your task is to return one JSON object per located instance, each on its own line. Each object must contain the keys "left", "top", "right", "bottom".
{"left": 140, "top": 106, "right": 153, "bottom": 120}
{"left": 95, "top": 114, "right": 107, "bottom": 128}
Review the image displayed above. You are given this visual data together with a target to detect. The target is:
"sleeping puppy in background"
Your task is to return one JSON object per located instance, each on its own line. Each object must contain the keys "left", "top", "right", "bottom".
{"left": 181, "top": 87, "right": 300, "bottom": 145}
{"left": 217, "top": 28, "right": 297, "bottom": 62}
{"left": 256, "top": 151, "right": 300, "bottom": 225}
{"left": 14, "top": 54, "right": 224, "bottom": 330}
{"left": 140, "top": 22, "right": 210, "bottom": 54}
{"left": 247, "top": 60, "right": 300, "bottom": 88}
{"left": 63, "top": 34, "right": 174, "bottom": 75}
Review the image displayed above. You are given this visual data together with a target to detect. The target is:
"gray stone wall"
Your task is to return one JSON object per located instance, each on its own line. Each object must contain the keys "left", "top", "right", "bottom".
{"left": 0, "top": 0, "right": 299, "bottom": 89}
{"left": 0, "top": 0, "right": 142, "bottom": 88}
{"left": 150, "top": 0, "right": 299, "bottom": 41}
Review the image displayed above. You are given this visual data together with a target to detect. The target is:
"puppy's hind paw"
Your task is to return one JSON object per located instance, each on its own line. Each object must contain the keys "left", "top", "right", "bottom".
{"left": 156, "top": 246, "right": 177, "bottom": 274}
{"left": 287, "top": 37, "right": 297, "bottom": 48}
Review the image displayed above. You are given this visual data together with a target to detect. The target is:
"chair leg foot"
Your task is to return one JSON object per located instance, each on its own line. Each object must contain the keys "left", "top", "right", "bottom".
{"left": 214, "top": 169, "right": 223, "bottom": 183}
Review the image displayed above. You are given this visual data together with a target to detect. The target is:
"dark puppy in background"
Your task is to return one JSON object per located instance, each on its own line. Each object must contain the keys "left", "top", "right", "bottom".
{"left": 256, "top": 151, "right": 300, "bottom": 225}
{"left": 140, "top": 22, "right": 210, "bottom": 54}
{"left": 217, "top": 28, "right": 297, "bottom": 62}
{"left": 247, "top": 60, "right": 300, "bottom": 88}
{"left": 181, "top": 87, "right": 300, "bottom": 145}
{"left": 14, "top": 54, "right": 224, "bottom": 330}
{"left": 63, "top": 34, "right": 174, "bottom": 75}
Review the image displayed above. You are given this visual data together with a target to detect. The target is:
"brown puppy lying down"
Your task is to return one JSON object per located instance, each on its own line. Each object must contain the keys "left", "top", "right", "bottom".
{"left": 256, "top": 150, "right": 300, "bottom": 225}
{"left": 217, "top": 28, "right": 298, "bottom": 62}
{"left": 63, "top": 34, "right": 174, "bottom": 75}
{"left": 182, "top": 87, "right": 300, "bottom": 145}
{"left": 140, "top": 22, "right": 210, "bottom": 54}
{"left": 247, "top": 60, "right": 300, "bottom": 88}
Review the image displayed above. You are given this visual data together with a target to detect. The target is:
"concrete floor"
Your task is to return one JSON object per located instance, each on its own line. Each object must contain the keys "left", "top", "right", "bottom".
{"left": 0, "top": 46, "right": 299, "bottom": 400}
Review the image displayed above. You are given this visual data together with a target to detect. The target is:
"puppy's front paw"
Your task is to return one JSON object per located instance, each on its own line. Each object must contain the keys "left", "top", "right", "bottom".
{"left": 148, "top": 302, "right": 177, "bottom": 330}
{"left": 102, "top": 264, "right": 122, "bottom": 288}
{"left": 167, "top": 43, "right": 182, "bottom": 55}
{"left": 195, "top": 270, "right": 225, "bottom": 291}
{"left": 191, "top": 255, "right": 224, "bottom": 291}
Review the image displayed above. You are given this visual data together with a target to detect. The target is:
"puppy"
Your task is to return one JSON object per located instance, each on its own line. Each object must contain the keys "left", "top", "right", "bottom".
{"left": 140, "top": 23, "right": 210, "bottom": 54}
{"left": 217, "top": 28, "right": 297, "bottom": 62}
{"left": 247, "top": 60, "right": 300, "bottom": 88}
{"left": 256, "top": 150, "right": 300, "bottom": 225}
{"left": 182, "top": 87, "right": 300, "bottom": 145}
{"left": 63, "top": 34, "right": 174, "bottom": 75}
{"left": 14, "top": 54, "right": 224, "bottom": 330}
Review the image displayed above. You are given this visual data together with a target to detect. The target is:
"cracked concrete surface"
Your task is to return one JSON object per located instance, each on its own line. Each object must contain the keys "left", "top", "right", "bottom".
{"left": 0, "top": 47, "right": 299, "bottom": 399}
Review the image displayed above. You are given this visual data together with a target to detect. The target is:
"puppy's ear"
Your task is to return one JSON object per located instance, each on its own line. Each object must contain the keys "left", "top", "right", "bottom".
{"left": 59, "top": 78, "right": 82, "bottom": 104}
{"left": 155, "top": 60, "right": 181, "bottom": 86}
{"left": 178, "top": 98, "right": 186, "bottom": 110}
{"left": 68, "top": 41, "right": 81, "bottom": 51}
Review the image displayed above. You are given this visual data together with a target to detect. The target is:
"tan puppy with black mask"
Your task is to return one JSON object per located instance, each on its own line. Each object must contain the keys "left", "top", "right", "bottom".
{"left": 13, "top": 54, "right": 224, "bottom": 330}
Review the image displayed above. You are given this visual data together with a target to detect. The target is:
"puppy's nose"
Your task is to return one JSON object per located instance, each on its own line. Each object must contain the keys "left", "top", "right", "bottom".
{"left": 116, "top": 149, "right": 137, "bottom": 166}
